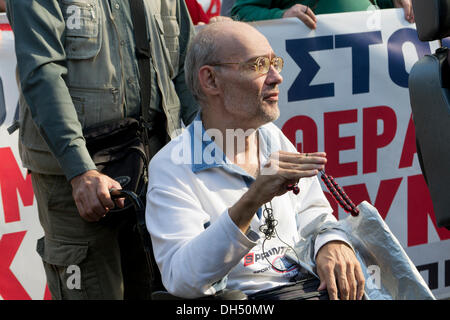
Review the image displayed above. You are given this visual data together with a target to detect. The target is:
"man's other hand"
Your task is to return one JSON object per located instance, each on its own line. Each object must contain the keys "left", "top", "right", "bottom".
{"left": 282, "top": 4, "right": 317, "bottom": 29}
{"left": 393, "top": 0, "right": 415, "bottom": 23}
{"left": 316, "top": 240, "right": 365, "bottom": 300}
{"left": 70, "top": 170, "right": 124, "bottom": 222}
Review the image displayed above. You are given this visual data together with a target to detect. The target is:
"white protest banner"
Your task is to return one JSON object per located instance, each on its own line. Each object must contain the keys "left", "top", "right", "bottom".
{"left": 0, "top": 13, "right": 49, "bottom": 300}
{"left": 0, "top": 8, "right": 449, "bottom": 299}
{"left": 254, "top": 8, "right": 450, "bottom": 299}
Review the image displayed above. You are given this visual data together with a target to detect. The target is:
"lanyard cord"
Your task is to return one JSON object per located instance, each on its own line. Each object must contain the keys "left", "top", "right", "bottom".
{"left": 257, "top": 169, "right": 359, "bottom": 272}
{"left": 259, "top": 202, "right": 302, "bottom": 273}
{"left": 257, "top": 166, "right": 360, "bottom": 273}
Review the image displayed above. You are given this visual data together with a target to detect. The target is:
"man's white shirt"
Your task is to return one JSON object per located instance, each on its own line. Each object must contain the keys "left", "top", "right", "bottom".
{"left": 145, "top": 115, "right": 349, "bottom": 298}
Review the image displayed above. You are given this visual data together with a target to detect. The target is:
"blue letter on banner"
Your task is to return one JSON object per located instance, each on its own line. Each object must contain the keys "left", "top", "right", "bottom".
{"left": 286, "top": 36, "right": 334, "bottom": 102}
{"left": 335, "top": 31, "right": 383, "bottom": 95}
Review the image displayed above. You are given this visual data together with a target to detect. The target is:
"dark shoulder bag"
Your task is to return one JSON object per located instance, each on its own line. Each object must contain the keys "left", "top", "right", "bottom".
{"left": 84, "top": 0, "right": 163, "bottom": 213}
{"left": 84, "top": 117, "right": 149, "bottom": 213}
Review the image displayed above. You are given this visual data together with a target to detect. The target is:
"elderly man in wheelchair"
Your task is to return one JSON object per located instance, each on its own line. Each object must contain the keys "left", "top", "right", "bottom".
{"left": 144, "top": 21, "right": 365, "bottom": 301}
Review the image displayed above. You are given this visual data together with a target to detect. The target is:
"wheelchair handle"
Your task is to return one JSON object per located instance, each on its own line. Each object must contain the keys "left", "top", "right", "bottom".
{"left": 110, "top": 188, "right": 144, "bottom": 211}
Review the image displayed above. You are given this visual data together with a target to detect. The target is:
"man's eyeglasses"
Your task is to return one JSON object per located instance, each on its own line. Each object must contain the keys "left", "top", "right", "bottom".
{"left": 211, "top": 56, "right": 284, "bottom": 74}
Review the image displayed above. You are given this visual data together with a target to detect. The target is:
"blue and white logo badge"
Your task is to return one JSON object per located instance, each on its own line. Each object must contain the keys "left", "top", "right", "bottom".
{"left": 114, "top": 176, "right": 131, "bottom": 188}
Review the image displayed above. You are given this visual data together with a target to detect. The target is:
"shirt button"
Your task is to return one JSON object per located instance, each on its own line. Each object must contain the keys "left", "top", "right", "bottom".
{"left": 120, "top": 40, "right": 126, "bottom": 46}
{"left": 114, "top": 3, "right": 120, "bottom": 9}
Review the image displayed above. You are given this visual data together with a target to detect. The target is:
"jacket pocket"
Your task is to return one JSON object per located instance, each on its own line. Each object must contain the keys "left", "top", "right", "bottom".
{"left": 61, "top": 0, "right": 102, "bottom": 60}
{"left": 68, "top": 86, "right": 122, "bottom": 129}
{"left": 154, "top": 14, "right": 180, "bottom": 73}
{"left": 37, "top": 237, "right": 89, "bottom": 267}
{"left": 36, "top": 237, "right": 90, "bottom": 299}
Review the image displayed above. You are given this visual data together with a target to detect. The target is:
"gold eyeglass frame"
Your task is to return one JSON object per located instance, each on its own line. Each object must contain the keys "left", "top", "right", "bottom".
{"left": 210, "top": 56, "right": 284, "bottom": 74}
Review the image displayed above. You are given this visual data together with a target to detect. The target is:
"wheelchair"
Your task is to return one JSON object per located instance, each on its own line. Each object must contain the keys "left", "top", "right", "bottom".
{"left": 409, "top": 0, "right": 450, "bottom": 229}
{"left": 110, "top": 189, "right": 248, "bottom": 300}
{"left": 110, "top": 189, "right": 329, "bottom": 300}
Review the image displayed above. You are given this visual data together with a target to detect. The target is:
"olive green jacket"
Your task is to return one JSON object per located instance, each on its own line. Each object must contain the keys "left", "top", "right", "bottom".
{"left": 7, "top": 0, "right": 198, "bottom": 180}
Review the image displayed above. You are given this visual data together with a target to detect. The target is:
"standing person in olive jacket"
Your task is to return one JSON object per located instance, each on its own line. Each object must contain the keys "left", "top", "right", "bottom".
{"left": 6, "top": 0, "right": 198, "bottom": 299}
{"left": 231, "top": 0, "right": 414, "bottom": 29}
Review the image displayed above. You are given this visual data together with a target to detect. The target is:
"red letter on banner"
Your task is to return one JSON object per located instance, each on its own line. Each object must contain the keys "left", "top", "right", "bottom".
{"left": 363, "top": 106, "right": 397, "bottom": 174}
{"left": 324, "top": 109, "right": 357, "bottom": 178}
{"left": 408, "top": 174, "right": 450, "bottom": 246}
{"left": 0, "top": 147, "right": 34, "bottom": 223}
{"left": 342, "top": 178, "right": 402, "bottom": 220}
{"left": 282, "top": 115, "right": 318, "bottom": 153}
{"left": 0, "top": 231, "right": 31, "bottom": 300}
{"left": 44, "top": 285, "right": 52, "bottom": 300}
{"left": 323, "top": 192, "right": 339, "bottom": 220}
{"left": 399, "top": 114, "right": 417, "bottom": 169}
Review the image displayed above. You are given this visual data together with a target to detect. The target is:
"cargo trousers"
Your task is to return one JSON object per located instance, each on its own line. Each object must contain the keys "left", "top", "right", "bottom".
{"left": 32, "top": 172, "right": 154, "bottom": 300}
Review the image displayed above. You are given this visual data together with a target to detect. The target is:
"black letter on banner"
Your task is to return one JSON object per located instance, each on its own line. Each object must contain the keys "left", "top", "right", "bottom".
{"left": 417, "top": 262, "right": 438, "bottom": 290}
{"left": 388, "top": 28, "right": 431, "bottom": 88}
{"left": 0, "top": 77, "right": 6, "bottom": 126}
{"left": 335, "top": 31, "right": 383, "bottom": 94}
{"left": 286, "top": 36, "right": 334, "bottom": 102}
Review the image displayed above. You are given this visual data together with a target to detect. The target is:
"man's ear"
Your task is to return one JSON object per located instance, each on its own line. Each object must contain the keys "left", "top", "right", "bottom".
{"left": 198, "top": 65, "right": 220, "bottom": 96}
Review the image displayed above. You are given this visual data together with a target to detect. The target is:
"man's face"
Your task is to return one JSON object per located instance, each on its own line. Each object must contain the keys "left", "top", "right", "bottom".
{"left": 215, "top": 28, "right": 283, "bottom": 129}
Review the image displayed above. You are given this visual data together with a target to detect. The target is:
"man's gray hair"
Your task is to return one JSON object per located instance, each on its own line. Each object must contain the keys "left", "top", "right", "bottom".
{"left": 184, "top": 24, "right": 223, "bottom": 105}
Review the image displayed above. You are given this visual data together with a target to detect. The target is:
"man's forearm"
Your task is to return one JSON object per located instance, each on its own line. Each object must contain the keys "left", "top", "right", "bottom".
{"left": 228, "top": 188, "right": 263, "bottom": 234}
